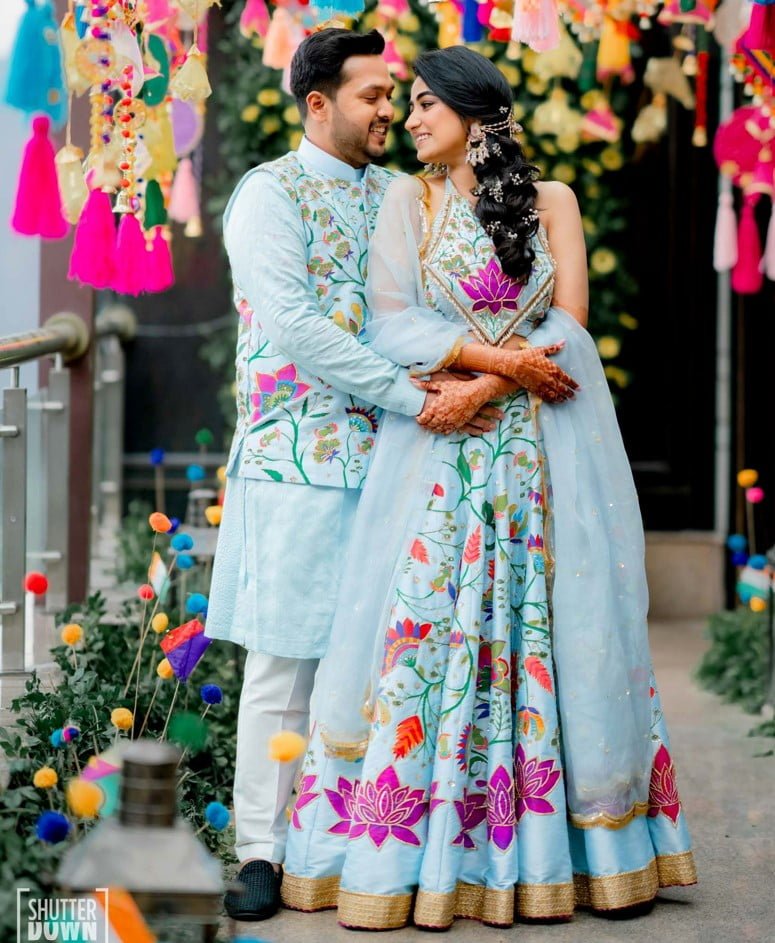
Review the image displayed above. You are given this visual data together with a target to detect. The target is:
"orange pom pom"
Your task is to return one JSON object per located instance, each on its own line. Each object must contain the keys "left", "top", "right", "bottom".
{"left": 60, "top": 623, "right": 83, "bottom": 646}
{"left": 750, "top": 597, "right": 767, "bottom": 613}
{"left": 204, "top": 505, "right": 222, "bottom": 526}
{"left": 268, "top": 730, "right": 307, "bottom": 763}
{"left": 66, "top": 779, "right": 104, "bottom": 818}
{"left": 149, "top": 512, "right": 172, "bottom": 533}
{"left": 111, "top": 707, "right": 134, "bottom": 730}
{"left": 152, "top": 613, "right": 169, "bottom": 634}
{"left": 737, "top": 469, "right": 758, "bottom": 488}
{"left": 157, "top": 657, "right": 174, "bottom": 679}
{"left": 33, "top": 766, "right": 58, "bottom": 789}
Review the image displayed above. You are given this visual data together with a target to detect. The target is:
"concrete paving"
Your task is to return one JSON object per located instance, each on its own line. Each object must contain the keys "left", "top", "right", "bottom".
{"left": 229, "top": 619, "right": 775, "bottom": 943}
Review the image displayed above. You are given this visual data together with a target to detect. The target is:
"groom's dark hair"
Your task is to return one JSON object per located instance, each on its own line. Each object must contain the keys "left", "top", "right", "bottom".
{"left": 290, "top": 28, "right": 386, "bottom": 120}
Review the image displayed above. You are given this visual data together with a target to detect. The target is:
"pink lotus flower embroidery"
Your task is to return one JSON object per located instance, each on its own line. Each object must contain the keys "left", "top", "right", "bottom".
{"left": 325, "top": 776, "right": 359, "bottom": 835}
{"left": 459, "top": 257, "right": 523, "bottom": 317}
{"left": 453, "top": 788, "right": 487, "bottom": 849}
{"left": 487, "top": 765, "right": 517, "bottom": 851}
{"left": 350, "top": 766, "right": 427, "bottom": 849}
{"left": 291, "top": 774, "right": 320, "bottom": 830}
{"left": 515, "top": 743, "right": 561, "bottom": 820}
{"left": 251, "top": 364, "right": 310, "bottom": 421}
{"left": 648, "top": 744, "right": 681, "bottom": 824}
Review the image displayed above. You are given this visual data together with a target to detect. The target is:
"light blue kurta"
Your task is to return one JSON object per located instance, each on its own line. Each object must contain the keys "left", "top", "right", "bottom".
{"left": 206, "top": 141, "right": 425, "bottom": 657}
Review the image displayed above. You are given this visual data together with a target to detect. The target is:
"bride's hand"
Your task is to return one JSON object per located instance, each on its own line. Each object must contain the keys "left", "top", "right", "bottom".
{"left": 413, "top": 375, "right": 507, "bottom": 436}
{"left": 492, "top": 344, "right": 578, "bottom": 403}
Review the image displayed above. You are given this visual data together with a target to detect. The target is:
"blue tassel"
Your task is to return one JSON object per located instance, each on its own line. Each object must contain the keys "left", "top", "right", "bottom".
{"left": 463, "top": 0, "right": 483, "bottom": 42}
{"left": 75, "top": 2, "right": 89, "bottom": 38}
{"left": 3, "top": 1, "right": 67, "bottom": 128}
{"left": 320, "top": 0, "right": 366, "bottom": 16}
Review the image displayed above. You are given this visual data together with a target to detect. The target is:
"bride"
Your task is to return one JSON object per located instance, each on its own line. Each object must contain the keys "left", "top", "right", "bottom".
{"left": 280, "top": 45, "right": 697, "bottom": 930}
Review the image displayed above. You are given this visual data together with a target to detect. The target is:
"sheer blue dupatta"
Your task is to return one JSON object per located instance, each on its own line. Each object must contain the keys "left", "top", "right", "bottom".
{"left": 529, "top": 307, "right": 653, "bottom": 828}
{"left": 313, "top": 176, "right": 468, "bottom": 756}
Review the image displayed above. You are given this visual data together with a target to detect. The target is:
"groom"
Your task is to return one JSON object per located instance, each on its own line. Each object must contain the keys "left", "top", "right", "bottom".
{"left": 206, "top": 27, "right": 500, "bottom": 921}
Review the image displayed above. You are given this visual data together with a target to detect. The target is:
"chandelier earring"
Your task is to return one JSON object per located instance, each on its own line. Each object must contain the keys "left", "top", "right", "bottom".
{"left": 465, "top": 122, "right": 489, "bottom": 167}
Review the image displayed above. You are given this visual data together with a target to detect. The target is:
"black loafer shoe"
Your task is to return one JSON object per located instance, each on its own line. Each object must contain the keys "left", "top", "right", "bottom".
{"left": 224, "top": 860, "right": 281, "bottom": 921}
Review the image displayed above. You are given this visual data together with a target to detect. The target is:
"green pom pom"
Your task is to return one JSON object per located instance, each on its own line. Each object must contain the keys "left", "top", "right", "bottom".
{"left": 195, "top": 428, "right": 214, "bottom": 447}
{"left": 168, "top": 712, "right": 208, "bottom": 752}
{"left": 144, "top": 180, "right": 167, "bottom": 229}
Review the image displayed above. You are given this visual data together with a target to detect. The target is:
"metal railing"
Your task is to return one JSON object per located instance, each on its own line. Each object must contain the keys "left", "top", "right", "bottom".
{"left": 0, "top": 306, "right": 135, "bottom": 678}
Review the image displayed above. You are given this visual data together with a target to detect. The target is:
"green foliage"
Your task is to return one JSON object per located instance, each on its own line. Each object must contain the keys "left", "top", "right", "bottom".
{"left": 0, "top": 578, "right": 243, "bottom": 939}
{"left": 115, "top": 498, "right": 156, "bottom": 583}
{"left": 695, "top": 608, "right": 770, "bottom": 715}
{"left": 202, "top": 1, "right": 640, "bottom": 418}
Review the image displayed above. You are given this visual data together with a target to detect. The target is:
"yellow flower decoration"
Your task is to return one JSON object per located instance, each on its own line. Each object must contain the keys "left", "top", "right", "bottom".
{"left": 33, "top": 766, "right": 58, "bottom": 789}
{"left": 600, "top": 147, "right": 624, "bottom": 171}
{"left": 541, "top": 140, "right": 557, "bottom": 156}
{"left": 66, "top": 779, "right": 103, "bottom": 818}
{"left": 498, "top": 63, "right": 520, "bottom": 86}
{"left": 512, "top": 103, "right": 526, "bottom": 123}
{"left": 619, "top": 313, "right": 639, "bottom": 330}
{"left": 110, "top": 707, "right": 133, "bottom": 730}
{"left": 257, "top": 88, "right": 281, "bottom": 107}
{"left": 556, "top": 130, "right": 580, "bottom": 153}
{"left": 60, "top": 623, "right": 83, "bottom": 646}
{"left": 582, "top": 216, "right": 597, "bottom": 236}
{"left": 397, "top": 12, "right": 420, "bottom": 31}
{"left": 157, "top": 658, "right": 174, "bottom": 680}
{"left": 582, "top": 159, "right": 602, "bottom": 177}
{"left": 152, "top": 613, "right": 169, "bottom": 634}
{"left": 261, "top": 116, "right": 281, "bottom": 135}
{"left": 216, "top": 465, "right": 227, "bottom": 484}
{"left": 604, "top": 365, "right": 630, "bottom": 388}
{"left": 283, "top": 104, "right": 300, "bottom": 125}
{"left": 240, "top": 104, "right": 259, "bottom": 123}
{"left": 585, "top": 182, "right": 601, "bottom": 199}
{"left": 553, "top": 163, "right": 576, "bottom": 185}
{"left": 526, "top": 75, "right": 547, "bottom": 96}
{"left": 289, "top": 130, "right": 303, "bottom": 150}
{"left": 597, "top": 336, "right": 621, "bottom": 359}
{"left": 590, "top": 248, "right": 617, "bottom": 275}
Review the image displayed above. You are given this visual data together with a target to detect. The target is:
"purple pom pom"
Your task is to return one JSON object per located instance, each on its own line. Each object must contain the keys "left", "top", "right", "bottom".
{"left": 731, "top": 551, "right": 749, "bottom": 567}
{"left": 62, "top": 725, "right": 80, "bottom": 743}
{"left": 150, "top": 448, "right": 165, "bottom": 466}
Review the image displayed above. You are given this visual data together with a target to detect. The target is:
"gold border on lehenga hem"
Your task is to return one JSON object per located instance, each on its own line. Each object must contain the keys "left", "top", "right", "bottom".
{"left": 569, "top": 801, "right": 651, "bottom": 831}
{"left": 656, "top": 850, "right": 698, "bottom": 887}
{"left": 454, "top": 884, "right": 515, "bottom": 926}
{"left": 337, "top": 889, "right": 413, "bottom": 929}
{"left": 573, "top": 859, "right": 659, "bottom": 910}
{"left": 280, "top": 873, "right": 340, "bottom": 912}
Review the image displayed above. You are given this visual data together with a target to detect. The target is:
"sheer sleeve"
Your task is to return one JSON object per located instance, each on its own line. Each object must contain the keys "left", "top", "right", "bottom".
{"left": 365, "top": 176, "right": 470, "bottom": 374}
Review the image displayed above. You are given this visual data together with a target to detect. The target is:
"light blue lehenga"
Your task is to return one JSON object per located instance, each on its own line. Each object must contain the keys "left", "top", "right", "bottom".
{"left": 280, "top": 176, "right": 697, "bottom": 929}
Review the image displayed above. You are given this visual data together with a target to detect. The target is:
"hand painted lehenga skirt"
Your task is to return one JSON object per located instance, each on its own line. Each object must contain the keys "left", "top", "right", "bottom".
{"left": 280, "top": 314, "right": 696, "bottom": 930}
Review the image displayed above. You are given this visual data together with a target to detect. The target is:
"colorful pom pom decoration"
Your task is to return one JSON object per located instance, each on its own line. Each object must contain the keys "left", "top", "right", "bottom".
{"left": 205, "top": 801, "right": 230, "bottom": 831}
{"left": 748, "top": 555, "right": 768, "bottom": 571}
{"left": 50, "top": 728, "right": 64, "bottom": 748}
{"left": 137, "top": 584, "right": 155, "bottom": 601}
{"left": 177, "top": 554, "right": 194, "bottom": 570}
{"left": 201, "top": 684, "right": 223, "bottom": 705}
{"left": 110, "top": 707, "right": 134, "bottom": 731}
{"left": 737, "top": 469, "right": 759, "bottom": 488}
{"left": 726, "top": 534, "right": 748, "bottom": 553}
{"left": 62, "top": 725, "right": 80, "bottom": 743}
{"left": 268, "top": 730, "right": 307, "bottom": 763}
{"left": 186, "top": 593, "right": 208, "bottom": 615}
{"left": 150, "top": 448, "right": 166, "bottom": 466}
{"left": 731, "top": 551, "right": 749, "bottom": 567}
{"left": 60, "top": 623, "right": 83, "bottom": 646}
{"left": 169, "top": 712, "right": 209, "bottom": 751}
{"left": 33, "top": 766, "right": 58, "bottom": 789}
{"left": 186, "top": 464, "right": 206, "bottom": 483}
{"left": 204, "top": 505, "right": 222, "bottom": 526}
{"left": 750, "top": 597, "right": 767, "bottom": 613}
{"left": 157, "top": 657, "right": 175, "bottom": 679}
{"left": 171, "top": 533, "right": 194, "bottom": 552}
{"left": 746, "top": 487, "right": 765, "bottom": 504}
{"left": 66, "top": 779, "right": 104, "bottom": 818}
{"left": 24, "top": 571, "right": 49, "bottom": 595}
{"left": 149, "top": 512, "right": 173, "bottom": 533}
{"left": 36, "top": 811, "right": 71, "bottom": 843}
{"left": 152, "top": 613, "right": 170, "bottom": 634}
{"left": 168, "top": 517, "right": 181, "bottom": 534}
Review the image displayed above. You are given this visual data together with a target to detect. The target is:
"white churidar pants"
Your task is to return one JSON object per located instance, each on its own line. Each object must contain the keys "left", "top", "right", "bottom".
{"left": 233, "top": 652, "right": 318, "bottom": 864}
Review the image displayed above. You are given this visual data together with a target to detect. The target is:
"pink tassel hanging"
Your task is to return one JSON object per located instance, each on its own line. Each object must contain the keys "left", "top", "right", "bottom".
{"left": 713, "top": 191, "right": 738, "bottom": 272}
{"left": 168, "top": 157, "right": 199, "bottom": 224}
{"left": 11, "top": 116, "right": 68, "bottom": 239}
{"left": 762, "top": 202, "right": 775, "bottom": 281}
{"left": 145, "top": 227, "right": 175, "bottom": 293}
{"left": 68, "top": 189, "right": 116, "bottom": 288}
{"left": 744, "top": 3, "right": 775, "bottom": 52}
{"left": 240, "top": 0, "right": 270, "bottom": 39}
{"left": 511, "top": 0, "right": 561, "bottom": 53}
{"left": 112, "top": 214, "right": 149, "bottom": 296}
{"left": 731, "top": 193, "right": 764, "bottom": 294}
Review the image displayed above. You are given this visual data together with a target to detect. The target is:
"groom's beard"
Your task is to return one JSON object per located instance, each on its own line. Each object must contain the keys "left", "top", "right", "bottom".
{"left": 330, "top": 107, "right": 390, "bottom": 165}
